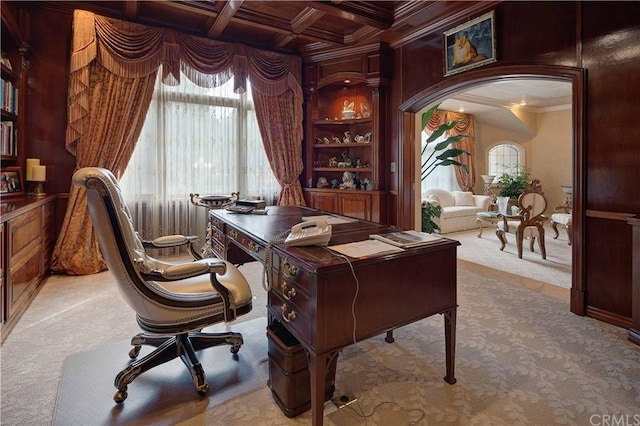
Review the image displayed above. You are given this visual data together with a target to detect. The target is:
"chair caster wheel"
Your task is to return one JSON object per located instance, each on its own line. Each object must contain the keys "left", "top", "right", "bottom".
{"left": 114, "top": 388, "right": 128, "bottom": 403}
{"left": 230, "top": 345, "right": 241, "bottom": 354}
{"left": 129, "top": 346, "right": 141, "bottom": 359}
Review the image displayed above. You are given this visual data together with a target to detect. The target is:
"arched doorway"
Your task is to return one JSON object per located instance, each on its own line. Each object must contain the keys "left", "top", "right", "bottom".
{"left": 397, "top": 64, "right": 586, "bottom": 314}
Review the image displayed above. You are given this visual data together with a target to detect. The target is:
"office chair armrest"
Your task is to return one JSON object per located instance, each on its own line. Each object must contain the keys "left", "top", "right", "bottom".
{"left": 142, "top": 234, "right": 200, "bottom": 249}
{"left": 142, "top": 235, "right": 202, "bottom": 260}
{"left": 143, "top": 258, "right": 227, "bottom": 281}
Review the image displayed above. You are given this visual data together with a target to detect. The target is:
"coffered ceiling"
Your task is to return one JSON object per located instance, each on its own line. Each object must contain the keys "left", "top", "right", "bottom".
{"left": 47, "top": 0, "right": 499, "bottom": 57}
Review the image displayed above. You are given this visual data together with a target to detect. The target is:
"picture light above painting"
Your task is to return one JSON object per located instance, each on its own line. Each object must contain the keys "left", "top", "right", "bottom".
{"left": 443, "top": 11, "right": 497, "bottom": 77}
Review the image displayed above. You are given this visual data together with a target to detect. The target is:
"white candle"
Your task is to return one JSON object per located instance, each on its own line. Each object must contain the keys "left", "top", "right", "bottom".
{"left": 33, "top": 165, "right": 46, "bottom": 182}
{"left": 26, "top": 158, "right": 40, "bottom": 181}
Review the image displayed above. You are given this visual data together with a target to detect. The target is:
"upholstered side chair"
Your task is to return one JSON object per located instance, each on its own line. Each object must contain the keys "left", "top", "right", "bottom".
{"left": 73, "top": 167, "right": 253, "bottom": 403}
{"left": 496, "top": 179, "right": 548, "bottom": 259}
{"left": 551, "top": 199, "right": 573, "bottom": 245}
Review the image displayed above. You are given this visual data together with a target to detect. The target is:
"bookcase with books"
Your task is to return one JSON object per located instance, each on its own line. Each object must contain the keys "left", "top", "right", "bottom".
{"left": 1, "top": 2, "right": 29, "bottom": 165}
{"left": 302, "top": 44, "right": 391, "bottom": 223}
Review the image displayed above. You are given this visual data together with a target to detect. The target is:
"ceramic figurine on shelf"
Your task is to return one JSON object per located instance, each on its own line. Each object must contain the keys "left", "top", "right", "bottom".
{"left": 317, "top": 177, "right": 329, "bottom": 188}
{"left": 364, "top": 132, "right": 372, "bottom": 143}
{"left": 340, "top": 171, "right": 356, "bottom": 190}
{"left": 354, "top": 134, "right": 365, "bottom": 143}
{"left": 331, "top": 136, "right": 341, "bottom": 144}
{"left": 361, "top": 102, "right": 371, "bottom": 118}
{"left": 342, "top": 100, "right": 355, "bottom": 119}
{"left": 328, "top": 157, "right": 338, "bottom": 167}
{"left": 337, "top": 151, "right": 351, "bottom": 168}
{"left": 331, "top": 179, "right": 339, "bottom": 188}
{"left": 362, "top": 178, "right": 372, "bottom": 191}
{"left": 343, "top": 131, "right": 352, "bottom": 143}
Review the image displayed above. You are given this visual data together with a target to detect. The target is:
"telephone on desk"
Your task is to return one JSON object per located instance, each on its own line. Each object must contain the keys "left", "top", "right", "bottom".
{"left": 284, "top": 219, "right": 332, "bottom": 247}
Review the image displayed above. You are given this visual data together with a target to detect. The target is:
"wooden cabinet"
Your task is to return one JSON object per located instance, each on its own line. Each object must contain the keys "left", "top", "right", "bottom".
{"left": 1, "top": 2, "right": 29, "bottom": 166}
{"left": 303, "top": 43, "right": 390, "bottom": 223}
{"left": 0, "top": 195, "right": 56, "bottom": 343}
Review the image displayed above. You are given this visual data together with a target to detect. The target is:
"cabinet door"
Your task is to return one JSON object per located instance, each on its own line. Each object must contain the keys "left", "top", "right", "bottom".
{"left": 1, "top": 222, "right": 4, "bottom": 326}
{"left": 7, "top": 208, "right": 41, "bottom": 317}
{"left": 339, "top": 193, "right": 371, "bottom": 221}
{"left": 308, "top": 192, "right": 339, "bottom": 214}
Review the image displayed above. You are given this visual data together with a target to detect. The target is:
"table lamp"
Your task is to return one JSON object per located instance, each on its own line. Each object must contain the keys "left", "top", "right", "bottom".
{"left": 480, "top": 174, "right": 496, "bottom": 195}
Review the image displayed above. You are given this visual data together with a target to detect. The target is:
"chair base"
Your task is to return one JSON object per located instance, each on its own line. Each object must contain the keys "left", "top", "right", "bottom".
{"left": 496, "top": 228, "right": 547, "bottom": 259}
{"left": 113, "top": 331, "right": 244, "bottom": 403}
{"left": 551, "top": 218, "right": 572, "bottom": 245}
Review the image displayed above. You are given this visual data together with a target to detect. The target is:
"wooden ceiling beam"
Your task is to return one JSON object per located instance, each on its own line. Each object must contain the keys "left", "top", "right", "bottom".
{"left": 303, "top": 1, "right": 393, "bottom": 30}
{"left": 205, "top": 0, "right": 243, "bottom": 38}
{"left": 274, "top": 6, "right": 325, "bottom": 48}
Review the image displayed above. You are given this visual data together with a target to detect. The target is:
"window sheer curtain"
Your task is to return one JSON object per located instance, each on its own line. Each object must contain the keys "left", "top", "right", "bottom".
{"left": 421, "top": 130, "right": 459, "bottom": 193}
{"left": 424, "top": 110, "right": 476, "bottom": 192}
{"left": 119, "top": 72, "right": 279, "bottom": 253}
{"left": 52, "top": 10, "right": 304, "bottom": 275}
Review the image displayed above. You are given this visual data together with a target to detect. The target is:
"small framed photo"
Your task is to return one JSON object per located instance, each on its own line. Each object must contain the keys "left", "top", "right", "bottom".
{"left": 443, "top": 11, "right": 496, "bottom": 77}
{"left": 0, "top": 166, "right": 25, "bottom": 197}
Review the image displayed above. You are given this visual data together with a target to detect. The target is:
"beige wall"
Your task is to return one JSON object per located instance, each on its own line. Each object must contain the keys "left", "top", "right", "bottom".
{"left": 473, "top": 108, "right": 572, "bottom": 212}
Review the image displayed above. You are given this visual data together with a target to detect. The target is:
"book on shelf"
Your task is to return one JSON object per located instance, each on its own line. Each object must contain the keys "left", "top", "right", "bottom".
{"left": 369, "top": 230, "right": 443, "bottom": 248}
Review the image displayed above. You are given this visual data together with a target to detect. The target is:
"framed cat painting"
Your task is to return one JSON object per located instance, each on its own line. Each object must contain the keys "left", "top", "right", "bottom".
{"left": 443, "top": 11, "right": 496, "bottom": 76}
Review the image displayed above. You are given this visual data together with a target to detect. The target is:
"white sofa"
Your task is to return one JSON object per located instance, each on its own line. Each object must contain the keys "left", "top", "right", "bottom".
{"left": 423, "top": 188, "right": 492, "bottom": 234}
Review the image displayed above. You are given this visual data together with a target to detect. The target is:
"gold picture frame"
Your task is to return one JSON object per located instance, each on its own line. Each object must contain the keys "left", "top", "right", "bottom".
{"left": 443, "top": 11, "right": 497, "bottom": 77}
{"left": 0, "top": 166, "right": 25, "bottom": 197}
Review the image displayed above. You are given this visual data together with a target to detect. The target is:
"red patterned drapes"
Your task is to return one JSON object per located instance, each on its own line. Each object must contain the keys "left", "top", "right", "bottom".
{"left": 425, "top": 110, "right": 476, "bottom": 192}
{"left": 54, "top": 10, "right": 305, "bottom": 275}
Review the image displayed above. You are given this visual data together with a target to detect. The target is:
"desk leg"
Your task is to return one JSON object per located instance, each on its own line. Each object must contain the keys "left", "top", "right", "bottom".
{"left": 309, "top": 352, "right": 328, "bottom": 426}
{"left": 443, "top": 307, "right": 457, "bottom": 384}
{"left": 476, "top": 218, "right": 484, "bottom": 238}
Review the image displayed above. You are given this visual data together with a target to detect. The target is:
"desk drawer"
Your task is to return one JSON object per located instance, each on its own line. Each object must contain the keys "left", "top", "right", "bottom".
{"left": 269, "top": 293, "right": 311, "bottom": 344}
{"left": 227, "top": 228, "right": 264, "bottom": 260}
{"left": 272, "top": 254, "right": 312, "bottom": 294}
{"left": 272, "top": 274, "right": 311, "bottom": 318}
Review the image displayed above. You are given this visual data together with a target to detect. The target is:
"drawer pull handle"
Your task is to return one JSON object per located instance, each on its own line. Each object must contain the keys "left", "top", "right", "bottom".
{"left": 248, "top": 241, "right": 260, "bottom": 253}
{"left": 282, "top": 261, "right": 297, "bottom": 278}
{"left": 229, "top": 230, "right": 238, "bottom": 240}
{"left": 281, "top": 303, "right": 297, "bottom": 323}
{"left": 281, "top": 283, "right": 297, "bottom": 300}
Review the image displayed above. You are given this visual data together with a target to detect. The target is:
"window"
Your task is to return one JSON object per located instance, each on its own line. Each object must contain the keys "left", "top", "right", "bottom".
{"left": 119, "top": 71, "right": 280, "bottom": 249}
{"left": 487, "top": 141, "right": 524, "bottom": 177}
{"left": 421, "top": 129, "right": 459, "bottom": 194}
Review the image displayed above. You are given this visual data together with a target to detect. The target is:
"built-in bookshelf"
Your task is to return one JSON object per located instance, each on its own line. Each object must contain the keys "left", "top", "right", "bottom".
{"left": 1, "top": 65, "right": 20, "bottom": 157}
{"left": 302, "top": 43, "right": 390, "bottom": 223}
{"left": 1, "top": 2, "right": 29, "bottom": 164}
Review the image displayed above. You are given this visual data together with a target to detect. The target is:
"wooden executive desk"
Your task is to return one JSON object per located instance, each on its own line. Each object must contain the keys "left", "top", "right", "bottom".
{"left": 209, "top": 206, "right": 459, "bottom": 426}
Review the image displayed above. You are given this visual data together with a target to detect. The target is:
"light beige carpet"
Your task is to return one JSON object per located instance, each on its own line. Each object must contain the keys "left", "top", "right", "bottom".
{"left": 449, "top": 223, "right": 572, "bottom": 289}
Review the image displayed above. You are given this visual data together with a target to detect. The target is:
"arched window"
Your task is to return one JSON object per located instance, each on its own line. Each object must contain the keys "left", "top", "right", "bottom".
{"left": 487, "top": 141, "right": 525, "bottom": 177}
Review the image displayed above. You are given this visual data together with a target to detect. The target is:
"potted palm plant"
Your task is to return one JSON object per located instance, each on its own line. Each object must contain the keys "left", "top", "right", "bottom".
{"left": 420, "top": 104, "right": 470, "bottom": 232}
{"left": 495, "top": 167, "right": 530, "bottom": 213}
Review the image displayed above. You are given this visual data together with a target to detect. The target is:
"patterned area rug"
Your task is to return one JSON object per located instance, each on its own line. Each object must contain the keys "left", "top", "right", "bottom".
{"left": 1, "top": 261, "right": 637, "bottom": 426}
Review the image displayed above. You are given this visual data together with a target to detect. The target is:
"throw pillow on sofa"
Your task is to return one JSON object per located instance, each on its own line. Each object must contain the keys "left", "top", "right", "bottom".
{"left": 453, "top": 191, "right": 475, "bottom": 206}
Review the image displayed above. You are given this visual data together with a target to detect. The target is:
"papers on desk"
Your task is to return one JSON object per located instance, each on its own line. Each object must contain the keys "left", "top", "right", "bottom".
{"left": 369, "top": 230, "right": 443, "bottom": 248}
{"left": 328, "top": 239, "right": 404, "bottom": 258}
{"left": 301, "top": 215, "right": 356, "bottom": 225}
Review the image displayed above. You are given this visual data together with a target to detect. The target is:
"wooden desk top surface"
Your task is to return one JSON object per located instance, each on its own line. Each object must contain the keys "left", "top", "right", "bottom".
{"left": 211, "top": 206, "right": 459, "bottom": 270}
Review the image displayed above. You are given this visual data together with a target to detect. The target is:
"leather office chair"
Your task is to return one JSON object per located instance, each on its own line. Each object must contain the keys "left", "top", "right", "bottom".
{"left": 496, "top": 179, "right": 548, "bottom": 259}
{"left": 73, "top": 167, "right": 253, "bottom": 403}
